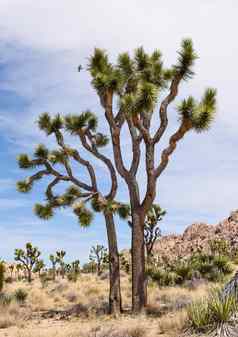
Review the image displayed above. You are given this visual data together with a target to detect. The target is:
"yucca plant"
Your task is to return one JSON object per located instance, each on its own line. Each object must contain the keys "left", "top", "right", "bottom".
{"left": 208, "top": 288, "right": 238, "bottom": 337}
{"left": 187, "top": 298, "right": 210, "bottom": 333}
{"left": 14, "top": 288, "right": 28, "bottom": 304}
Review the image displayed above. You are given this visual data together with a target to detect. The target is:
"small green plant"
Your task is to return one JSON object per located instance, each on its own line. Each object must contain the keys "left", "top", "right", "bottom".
{"left": 14, "top": 288, "right": 28, "bottom": 304}
{"left": 0, "top": 293, "right": 12, "bottom": 306}
{"left": 187, "top": 298, "right": 210, "bottom": 333}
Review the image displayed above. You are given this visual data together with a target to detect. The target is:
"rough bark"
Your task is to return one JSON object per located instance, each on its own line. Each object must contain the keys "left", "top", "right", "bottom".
{"left": 104, "top": 210, "right": 122, "bottom": 315}
{"left": 131, "top": 208, "right": 146, "bottom": 313}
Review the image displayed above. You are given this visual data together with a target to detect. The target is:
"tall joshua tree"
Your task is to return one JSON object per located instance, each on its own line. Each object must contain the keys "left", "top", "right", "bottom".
{"left": 14, "top": 242, "right": 41, "bottom": 282}
{"left": 88, "top": 39, "right": 217, "bottom": 312}
{"left": 16, "top": 113, "right": 128, "bottom": 314}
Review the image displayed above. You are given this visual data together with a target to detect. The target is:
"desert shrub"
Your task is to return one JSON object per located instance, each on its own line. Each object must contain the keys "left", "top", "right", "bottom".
{"left": 14, "top": 288, "right": 28, "bottom": 304}
{"left": 67, "top": 272, "right": 78, "bottom": 282}
{"left": 213, "top": 255, "right": 233, "bottom": 274}
{"left": 0, "top": 293, "right": 12, "bottom": 306}
{"left": 209, "top": 239, "right": 230, "bottom": 256}
{"left": 174, "top": 261, "right": 193, "bottom": 283}
{"left": 4, "top": 276, "right": 13, "bottom": 284}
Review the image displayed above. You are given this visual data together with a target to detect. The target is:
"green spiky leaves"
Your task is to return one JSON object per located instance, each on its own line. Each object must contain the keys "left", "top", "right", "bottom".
{"left": 17, "top": 154, "right": 35, "bottom": 169}
{"left": 16, "top": 180, "right": 32, "bottom": 193}
{"left": 34, "top": 203, "right": 54, "bottom": 220}
{"left": 117, "top": 203, "right": 130, "bottom": 219}
{"left": 174, "top": 38, "right": 198, "bottom": 80}
{"left": 38, "top": 113, "right": 63, "bottom": 135}
{"left": 177, "top": 88, "right": 217, "bottom": 132}
{"left": 73, "top": 202, "right": 93, "bottom": 227}
{"left": 65, "top": 111, "right": 98, "bottom": 134}
{"left": 192, "top": 88, "right": 217, "bottom": 132}
{"left": 34, "top": 144, "right": 49, "bottom": 159}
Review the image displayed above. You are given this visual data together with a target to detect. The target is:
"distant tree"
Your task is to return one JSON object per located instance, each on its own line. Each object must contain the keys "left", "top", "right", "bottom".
{"left": 16, "top": 263, "right": 23, "bottom": 280}
{"left": 33, "top": 259, "right": 45, "bottom": 277}
{"left": 56, "top": 250, "right": 66, "bottom": 278}
{"left": 89, "top": 245, "right": 108, "bottom": 275}
{"left": 9, "top": 264, "right": 15, "bottom": 279}
{"left": 82, "top": 261, "right": 97, "bottom": 274}
{"left": 71, "top": 260, "right": 80, "bottom": 274}
{"left": 14, "top": 243, "right": 41, "bottom": 282}
{"left": 49, "top": 254, "right": 58, "bottom": 281}
{"left": 128, "top": 204, "right": 165, "bottom": 264}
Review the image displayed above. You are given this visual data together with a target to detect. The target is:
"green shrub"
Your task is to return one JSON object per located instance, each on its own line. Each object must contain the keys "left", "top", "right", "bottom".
{"left": 67, "top": 272, "right": 78, "bottom": 282}
{"left": 14, "top": 288, "right": 28, "bottom": 304}
{"left": 0, "top": 293, "right": 12, "bottom": 306}
{"left": 174, "top": 261, "right": 192, "bottom": 282}
{"left": 213, "top": 255, "right": 233, "bottom": 274}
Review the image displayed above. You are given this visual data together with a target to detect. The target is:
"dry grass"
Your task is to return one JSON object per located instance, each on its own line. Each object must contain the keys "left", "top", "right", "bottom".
{"left": 0, "top": 274, "right": 213, "bottom": 337}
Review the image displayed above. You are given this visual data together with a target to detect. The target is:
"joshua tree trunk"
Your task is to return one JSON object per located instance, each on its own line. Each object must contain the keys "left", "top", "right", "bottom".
{"left": 27, "top": 268, "right": 32, "bottom": 283}
{"left": 131, "top": 208, "right": 146, "bottom": 313}
{"left": 104, "top": 210, "right": 122, "bottom": 315}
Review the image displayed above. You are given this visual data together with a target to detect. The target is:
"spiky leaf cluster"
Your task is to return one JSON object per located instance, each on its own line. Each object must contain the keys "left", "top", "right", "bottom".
{"left": 173, "top": 38, "right": 198, "bottom": 80}
{"left": 17, "top": 180, "right": 33, "bottom": 193}
{"left": 73, "top": 202, "right": 93, "bottom": 227}
{"left": 34, "top": 203, "right": 54, "bottom": 220}
{"left": 17, "top": 154, "right": 35, "bottom": 169}
{"left": 178, "top": 88, "right": 217, "bottom": 132}
{"left": 65, "top": 110, "right": 97, "bottom": 134}
{"left": 89, "top": 48, "right": 123, "bottom": 94}
{"left": 34, "top": 144, "right": 49, "bottom": 159}
{"left": 38, "top": 113, "right": 63, "bottom": 135}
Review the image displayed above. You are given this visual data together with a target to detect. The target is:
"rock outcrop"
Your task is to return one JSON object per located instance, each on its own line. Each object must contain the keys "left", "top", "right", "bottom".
{"left": 154, "top": 210, "right": 238, "bottom": 262}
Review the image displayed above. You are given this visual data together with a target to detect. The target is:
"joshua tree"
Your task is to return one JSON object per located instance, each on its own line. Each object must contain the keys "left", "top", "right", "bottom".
{"left": 72, "top": 260, "right": 80, "bottom": 274}
{"left": 128, "top": 204, "right": 165, "bottom": 264}
{"left": 16, "top": 112, "right": 128, "bottom": 315}
{"left": 9, "top": 264, "right": 15, "bottom": 280}
{"left": 0, "top": 261, "right": 5, "bottom": 292}
{"left": 49, "top": 254, "right": 58, "bottom": 281}
{"left": 56, "top": 250, "right": 66, "bottom": 278}
{"left": 87, "top": 39, "right": 217, "bottom": 312}
{"left": 89, "top": 244, "right": 108, "bottom": 275}
{"left": 33, "top": 259, "right": 45, "bottom": 277}
{"left": 14, "top": 243, "right": 41, "bottom": 282}
{"left": 16, "top": 263, "right": 23, "bottom": 280}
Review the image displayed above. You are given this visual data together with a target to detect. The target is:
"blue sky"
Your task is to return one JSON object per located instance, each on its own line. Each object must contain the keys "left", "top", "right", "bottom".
{"left": 0, "top": 0, "right": 238, "bottom": 264}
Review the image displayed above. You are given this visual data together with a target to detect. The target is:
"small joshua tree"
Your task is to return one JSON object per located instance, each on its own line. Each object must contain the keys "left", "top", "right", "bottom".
{"left": 0, "top": 261, "right": 5, "bottom": 292}
{"left": 16, "top": 263, "right": 23, "bottom": 280}
{"left": 49, "top": 254, "right": 58, "bottom": 281}
{"left": 14, "top": 243, "right": 41, "bottom": 282}
{"left": 56, "top": 250, "right": 66, "bottom": 278}
{"left": 128, "top": 204, "right": 165, "bottom": 264}
{"left": 33, "top": 259, "right": 45, "bottom": 277}
{"left": 9, "top": 264, "right": 15, "bottom": 280}
{"left": 89, "top": 245, "right": 108, "bottom": 276}
{"left": 72, "top": 260, "right": 80, "bottom": 274}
